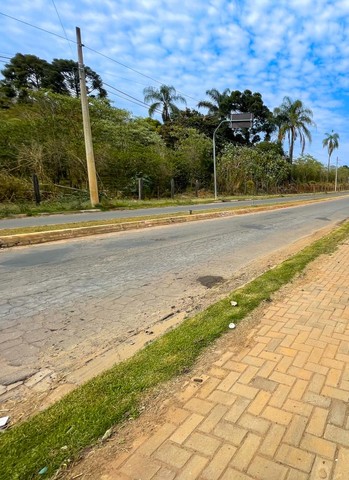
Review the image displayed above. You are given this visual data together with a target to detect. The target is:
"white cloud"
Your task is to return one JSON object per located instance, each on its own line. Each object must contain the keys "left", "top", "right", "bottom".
{"left": 0, "top": 0, "right": 348, "bottom": 164}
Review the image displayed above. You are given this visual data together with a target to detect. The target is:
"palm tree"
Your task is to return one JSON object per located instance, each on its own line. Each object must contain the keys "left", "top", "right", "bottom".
{"left": 197, "top": 88, "right": 231, "bottom": 118}
{"left": 273, "top": 97, "right": 315, "bottom": 163}
{"left": 143, "top": 85, "right": 186, "bottom": 123}
{"left": 322, "top": 130, "right": 339, "bottom": 180}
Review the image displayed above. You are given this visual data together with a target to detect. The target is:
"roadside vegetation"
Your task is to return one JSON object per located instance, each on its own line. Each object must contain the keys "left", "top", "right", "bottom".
{"left": 0, "top": 54, "right": 348, "bottom": 214}
{"left": 1, "top": 220, "right": 349, "bottom": 480}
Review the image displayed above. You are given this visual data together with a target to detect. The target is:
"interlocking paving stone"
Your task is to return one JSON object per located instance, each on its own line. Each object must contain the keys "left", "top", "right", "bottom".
{"left": 104, "top": 243, "right": 349, "bottom": 479}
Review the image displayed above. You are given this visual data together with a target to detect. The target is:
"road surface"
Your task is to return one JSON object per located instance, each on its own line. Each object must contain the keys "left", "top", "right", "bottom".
{"left": 0, "top": 192, "right": 347, "bottom": 229}
{"left": 0, "top": 196, "right": 348, "bottom": 406}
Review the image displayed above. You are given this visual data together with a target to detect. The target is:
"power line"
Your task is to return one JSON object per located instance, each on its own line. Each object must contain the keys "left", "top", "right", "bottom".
{"left": 105, "top": 89, "right": 157, "bottom": 113}
{"left": 0, "top": 10, "right": 200, "bottom": 105}
{"left": 85, "top": 45, "right": 199, "bottom": 104}
{"left": 0, "top": 11, "right": 76, "bottom": 44}
{"left": 104, "top": 82, "right": 163, "bottom": 115}
{"left": 51, "top": 0, "right": 74, "bottom": 57}
{"left": 103, "top": 71, "right": 153, "bottom": 89}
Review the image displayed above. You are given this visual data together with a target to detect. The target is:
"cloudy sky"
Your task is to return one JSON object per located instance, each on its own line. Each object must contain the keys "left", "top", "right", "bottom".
{"left": 1, "top": 0, "right": 348, "bottom": 166}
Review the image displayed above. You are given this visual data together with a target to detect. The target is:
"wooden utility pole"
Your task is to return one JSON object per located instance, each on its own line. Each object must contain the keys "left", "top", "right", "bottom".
{"left": 76, "top": 27, "right": 99, "bottom": 207}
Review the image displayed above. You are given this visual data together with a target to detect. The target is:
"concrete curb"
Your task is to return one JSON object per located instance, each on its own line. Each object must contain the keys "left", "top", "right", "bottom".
{"left": 0, "top": 199, "right": 336, "bottom": 248}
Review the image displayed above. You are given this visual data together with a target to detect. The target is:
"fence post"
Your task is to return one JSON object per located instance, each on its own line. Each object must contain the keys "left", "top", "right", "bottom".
{"left": 32, "top": 173, "right": 41, "bottom": 205}
{"left": 170, "top": 178, "right": 175, "bottom": 199}
{"left": 195, "top": 179, "right": 199, "bottom": 197}
{"left": 138, "top": 177, "right": 143, "bottom": 200}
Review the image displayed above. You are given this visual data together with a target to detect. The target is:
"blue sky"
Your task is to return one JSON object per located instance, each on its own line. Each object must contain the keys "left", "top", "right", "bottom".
{"left": 0, "top": 0, "right": 348, "bottom": 167}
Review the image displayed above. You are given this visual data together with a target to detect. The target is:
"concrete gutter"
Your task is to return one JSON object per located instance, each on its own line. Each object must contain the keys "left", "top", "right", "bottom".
{"left": 0, "top": 199, "right": 337, "bottom": 249}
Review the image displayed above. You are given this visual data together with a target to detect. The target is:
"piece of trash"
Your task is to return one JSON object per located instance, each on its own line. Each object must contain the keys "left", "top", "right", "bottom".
{"left": 230, "top": 301, "right": 238, "bottom": 307}
{"left": 60, "top": 445, "right": 68, "bottom": 451}
{"left": 38, "top": 467, "right": 48, "bottom": 475}
{"left": 229, "top": 323, "right": 236, "bottom": 329}
{"left": 0, "top": 416, "right": 9, "bottom": 429}
{"left": 101, "top": 428, "right": 113, "bottom": 441}
{"left": 193, "top": 377, "right": 203, "bottom": 383}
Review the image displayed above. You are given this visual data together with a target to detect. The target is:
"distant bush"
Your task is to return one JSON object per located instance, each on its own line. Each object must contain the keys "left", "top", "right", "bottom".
{"left": 0, "top": 173, "right": 32, "bottom": 201}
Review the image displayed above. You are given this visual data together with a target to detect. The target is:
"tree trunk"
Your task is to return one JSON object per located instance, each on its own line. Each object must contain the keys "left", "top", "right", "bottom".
{"left": 289, "top": 128, "right": 295, "bottom": 163}
{"left": 327, "top": 154, "right": 331, "bottom": 182}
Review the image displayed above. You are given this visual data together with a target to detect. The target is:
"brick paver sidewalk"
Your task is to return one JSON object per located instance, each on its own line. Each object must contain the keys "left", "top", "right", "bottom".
{"left": 101, "top": 242, "right": 349, "bottom": 480}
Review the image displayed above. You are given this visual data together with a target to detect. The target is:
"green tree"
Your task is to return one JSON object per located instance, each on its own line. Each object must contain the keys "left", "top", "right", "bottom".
{"left": 322, "top": 130, "right": 339, "bottom": 180}
{"left": 198, "top": 89, "right": 274, "bottom": 146}
{"left": 218, "top": 144, "right": 290, "bottom": 195}
{"left": 49, "top": 59, "right": 107, "bottom": 98}
{"left": 143, "top": 85, "right": 186, "bottom": 123}
{"left": 197, "top": 88, "right": 231, "bottom": 118}
{"left": 230, "top": 90, "right": 275, "bottom": 144}
{"left": 0, "top": 53, "right": 51, "bottom": 100}
{"left": 0, "top": 54, "right": 107, "bottom": 100}
{"left": 170, "top": 127, "right": 212, "bottom": 189}
{"left": 292, "top": 155, "right": 325, "bottom": 183}
{"left": 274, "top": 97, "right": 314, "bottom": 163}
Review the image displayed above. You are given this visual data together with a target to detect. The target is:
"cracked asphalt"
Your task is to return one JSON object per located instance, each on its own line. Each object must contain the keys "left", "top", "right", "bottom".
{"left": 0, "top": 197, "right": 348, "bottom": 406}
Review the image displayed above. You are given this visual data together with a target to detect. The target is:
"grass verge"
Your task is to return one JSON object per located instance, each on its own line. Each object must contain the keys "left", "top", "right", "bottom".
{"left": 0, "top": 196, "right": 230, "bottom": 219}
{"left": 0, "top": 193, "right": 320, "bottom": 219}
{"left": 0, "top": 198, "right": 327, "bottom": 237}
{"left": 1, "top": 220, "right": 349, "bottom": 480}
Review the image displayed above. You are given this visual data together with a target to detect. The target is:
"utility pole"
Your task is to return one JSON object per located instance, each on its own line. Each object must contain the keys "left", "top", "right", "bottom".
{"left": 76, "top": 27, "right": 99, "bottom": 207}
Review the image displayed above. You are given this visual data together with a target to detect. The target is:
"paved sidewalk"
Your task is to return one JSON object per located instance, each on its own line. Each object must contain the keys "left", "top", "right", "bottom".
{"left": 100, "top": 242, "right": 349, "bottom": 480}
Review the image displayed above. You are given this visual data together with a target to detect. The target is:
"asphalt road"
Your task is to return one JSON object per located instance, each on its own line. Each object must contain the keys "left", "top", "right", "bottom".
{"left": 0, "top": 192, "right": 348, "bottom": 229}
{"left": 0, "top": 196, "right": 348, "bottom": 394}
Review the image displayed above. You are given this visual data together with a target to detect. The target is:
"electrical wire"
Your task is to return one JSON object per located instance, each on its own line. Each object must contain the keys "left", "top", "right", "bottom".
{"left": 85, "top": 45, "right": 199, "bottom": 104}
{"left": 0, "top": 11, "right": 76, "bottom": 44}
{"left": 105, "top": 89, "right": 156, "bottom": 113}
{"left": 51, "top": 0, "right": 74, "bottom": 57}
{"left": 104, "top": 82, "right": 163, "bottom": 115}
{"left": 103, "top": 71, "right": 153, "bottom": 89}
{"left": 0, "top": 10, "right": 200, "bottom": 105}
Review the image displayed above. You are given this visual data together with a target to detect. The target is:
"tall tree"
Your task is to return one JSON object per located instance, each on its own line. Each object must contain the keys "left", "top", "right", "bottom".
{"left": 50, "top": 59, "right": 107, "bottom": 98}
{"left": 273, "top": 97, "right": 314, "bottom": 163}
{"left": 0, "top": 53, "right": 51, "bottom": 100}
{"left": 0, "top": 54, "right": 107, "bottom": 100}
{"left": 197, "top": 88, "right": 231, "bottom": 118}
{"left": 322, "top": 130, "right": 339, "bottom": 180}
{"left": 230, "top": 89, "right": 275, "bottom": 143}
{"left": 143, "top": 85, "right": 186, "bottom": 123}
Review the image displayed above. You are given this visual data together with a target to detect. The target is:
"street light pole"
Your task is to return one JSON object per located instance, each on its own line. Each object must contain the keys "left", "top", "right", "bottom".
{"left": 213, "top": 119, "right": 231, "bottom": 200}
{"left": 335, "top": 156, "right": 339, "bottom": 192}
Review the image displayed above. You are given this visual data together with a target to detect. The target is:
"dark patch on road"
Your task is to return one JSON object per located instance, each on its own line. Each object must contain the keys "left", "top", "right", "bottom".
{"left": 197, "top": 275, "right": 224, "bottom": 288}
{"left": 315, "top": 217, "right": 331, "bottom": 221}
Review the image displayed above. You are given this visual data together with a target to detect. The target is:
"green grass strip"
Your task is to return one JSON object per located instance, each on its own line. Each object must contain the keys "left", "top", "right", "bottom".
{"left": 0, "top": 205, "right": 262, "bottom": 236}
{"left": 1, "top": 220, "right": 349, "bottom": 480}
{"left": 0, "top": 198, "right": 322, "bottom": 237}
{"left": 0, "top": 194, "right": 283, "bottom": 219}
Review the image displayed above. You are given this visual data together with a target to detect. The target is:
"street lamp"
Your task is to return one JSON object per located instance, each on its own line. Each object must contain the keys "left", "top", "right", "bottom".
{"left": 212, "top": 113, "right": 254, "bottom": 200}
{"left": 213, "top": 119, "right": 231, "bottom": 200}
{"left": 335, "top": 156, "right": 339, "bottom": 192}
